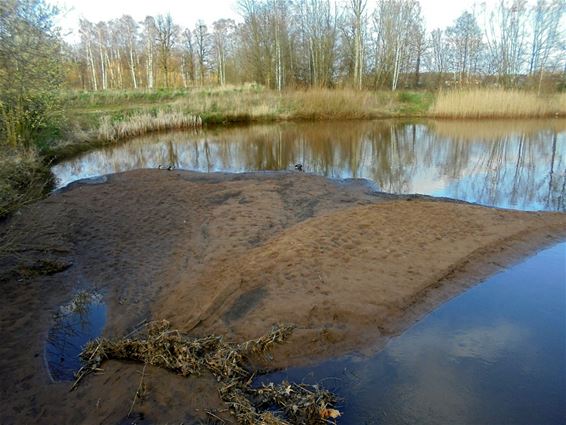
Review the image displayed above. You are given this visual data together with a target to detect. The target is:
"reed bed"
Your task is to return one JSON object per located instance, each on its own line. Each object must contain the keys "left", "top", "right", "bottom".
{"left": 76, "top": 320, "right": 340, "bottom": 424}
{"left": 431, "top": 89, "right": 566, "bottom": 119}
{"left": 69, "top": 87, "right": 427, "bottom": 128}
{"left": 287, "top": 89, "right": 381, "bottom": 119}
{"left": 170, "top": 88, "right": 424, "bottom": 121}
{"left": 97, "top": 110, "right": 202, "bottom": 141}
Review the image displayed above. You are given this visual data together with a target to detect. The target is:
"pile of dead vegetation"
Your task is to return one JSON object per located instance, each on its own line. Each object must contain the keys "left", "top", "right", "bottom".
{"left": 75, "top": 320, "right": 341, "bottom": 424}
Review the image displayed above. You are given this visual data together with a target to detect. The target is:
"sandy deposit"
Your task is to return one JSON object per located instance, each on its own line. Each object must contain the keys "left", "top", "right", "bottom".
{"left": 0, "top": 169, "right": 565, "bottom": 424}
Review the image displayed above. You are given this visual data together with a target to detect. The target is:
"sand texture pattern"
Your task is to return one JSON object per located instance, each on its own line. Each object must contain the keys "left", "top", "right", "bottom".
{"left": 1, "top": 169, "right": 565, "bottom": 424}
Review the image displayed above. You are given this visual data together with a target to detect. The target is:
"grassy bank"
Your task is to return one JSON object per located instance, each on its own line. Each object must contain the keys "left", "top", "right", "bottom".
{"left": 46, "top": 86, "right": 432, "bottom": 159}
{"left": 61, "top": 85, "right": 433, "bottom": 127}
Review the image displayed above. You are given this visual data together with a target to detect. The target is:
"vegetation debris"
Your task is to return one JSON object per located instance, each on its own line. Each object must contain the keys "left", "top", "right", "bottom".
{"left": 75, "top": 320, "right": 340, "bottom": 424}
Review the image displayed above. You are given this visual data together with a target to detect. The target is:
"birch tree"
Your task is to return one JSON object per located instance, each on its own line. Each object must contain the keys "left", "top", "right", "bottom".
{"left": 118, "top": 15, "right": 139, "bottom": 89}
{"left": 95, "top": 22, "right": 109, "bottom": 90}
{"left": 350, "top": 0, "right": 367, "bottom": 89}
{"left": 79, "top": 19, "right": 98, "bottom": 90}
{"left": 372, "top": 0, "right": 422, "bottom": 90}
{"left": 213, "top": 19, "right": 235, "bottom": 86}
{"left": 142, "top": 16, "right": 156, "bottom": 88}
{"left": 426, "top": 28, "right": 449, "bottom": 87}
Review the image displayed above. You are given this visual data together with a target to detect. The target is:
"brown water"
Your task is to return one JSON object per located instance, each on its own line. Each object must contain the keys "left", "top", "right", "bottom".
{"left": 53, "top": 119, "right": 566, "bottom": 211}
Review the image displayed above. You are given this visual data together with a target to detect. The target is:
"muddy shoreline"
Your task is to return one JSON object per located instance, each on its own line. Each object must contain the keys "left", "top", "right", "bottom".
{"left": 1, "top": 169, "right": 565, "bottom": 424}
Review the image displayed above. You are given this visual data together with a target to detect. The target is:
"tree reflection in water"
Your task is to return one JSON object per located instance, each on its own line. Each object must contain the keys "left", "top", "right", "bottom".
{"left": 52, "top": 119, "right": 566, "bottom": 211}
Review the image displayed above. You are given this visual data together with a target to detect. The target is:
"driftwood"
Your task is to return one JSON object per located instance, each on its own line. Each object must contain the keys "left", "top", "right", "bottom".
{"left": 75, "top": 320, "right": 340, "bottom": 424}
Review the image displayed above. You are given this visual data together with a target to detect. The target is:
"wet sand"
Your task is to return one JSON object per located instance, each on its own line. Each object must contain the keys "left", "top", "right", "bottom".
{"left": 1, "top": 169, "right": 565, "bottom": 424}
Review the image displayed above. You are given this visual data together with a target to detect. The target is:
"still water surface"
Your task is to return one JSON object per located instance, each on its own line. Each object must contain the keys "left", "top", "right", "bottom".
{"left": 257, "top": 242, "right": 566, "bottom": 424}
{"left": 53, "top": 119, "right": 566, "bottom": 211}
{"left": 51, "top": 119, "right": 566, "bottom": 422}
{"left": 45, "top": 291, "right": 106, "bottom": 381}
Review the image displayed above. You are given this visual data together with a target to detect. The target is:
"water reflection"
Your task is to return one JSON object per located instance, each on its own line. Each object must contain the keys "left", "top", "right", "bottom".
{"left": 256, "top": 242, "right": 566, "bottom": 425}
{"left": 44, "top": 291, "right": 107, "bottom": 381}
{"left": 53, "top": 119, "right": 566, "bottom": 211}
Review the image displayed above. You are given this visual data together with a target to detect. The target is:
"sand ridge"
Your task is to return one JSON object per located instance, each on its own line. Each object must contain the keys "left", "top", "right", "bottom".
{"left": 0, "top": 168, "right": 565, "bottom": 424}
{"left": 156, "top": 199, "right": 566, "bottom": 364}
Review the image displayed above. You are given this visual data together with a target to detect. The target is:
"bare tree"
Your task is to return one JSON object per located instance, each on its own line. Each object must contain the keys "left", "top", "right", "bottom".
{"left": 298, "top": 0, "right": 338, "bottom": 87}
{"left": 62, "top": 0, "right": 566, "bottom": 92}
{"left": 445, "top": 11, "right": 483, "bottom": 84}
{"left": 213, "top": 19, "right": 235, "bottom": 86}
{"left": 155, "top": 14, "right": 177, "bottom": 88}
{"left": 181, "top": 29, "right": 196, "bottom": 87}
{"left": 194, "top": 21, "right": 211, "bottom": 85}
{"left": 372, "top": 0, "right": 422, "bottom": 90}
{"left": 483, "top": 0, "right": 529, "bottom": 86}
{"left": 528, "top": 0, "right": 564, "bottom": 92}
{"left": 426, "top": 28, "right": 448, "bottom": 87}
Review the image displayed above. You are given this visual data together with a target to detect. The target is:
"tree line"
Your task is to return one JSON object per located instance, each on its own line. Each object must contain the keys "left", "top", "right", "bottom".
{"left": 67, "top": 0, "right": 565, "bottom": 92}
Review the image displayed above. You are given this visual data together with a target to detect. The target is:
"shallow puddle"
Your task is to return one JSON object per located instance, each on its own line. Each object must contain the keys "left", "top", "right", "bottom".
{"left": 256, "top": 242, "right": 566, "bottom": 424}
{"left": 44, "top": 291, "right": 107, "bottom": 381}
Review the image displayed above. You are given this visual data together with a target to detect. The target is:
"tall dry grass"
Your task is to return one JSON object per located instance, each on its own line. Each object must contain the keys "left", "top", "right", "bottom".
{"left": 287, "top": 89, "right": 380, "bottom": 119}
{"left": 97, "top": 110, "right": 202, "bottom": 141}
{"left": 170, "top": 88, "right": 412, "bottom": 121}
{"left": 431, "top": 89, "right": 566, "bottom": 118}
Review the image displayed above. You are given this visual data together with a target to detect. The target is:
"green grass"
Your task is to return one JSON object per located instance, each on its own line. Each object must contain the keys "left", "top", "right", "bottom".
{"left": 397, "top": 91, "right": 435, "bottom": 114}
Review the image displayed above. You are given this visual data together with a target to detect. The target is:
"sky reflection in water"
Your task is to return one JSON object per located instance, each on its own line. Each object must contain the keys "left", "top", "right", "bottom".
{"left": 257, "top": 242, "right": 566, "bottom": 425}
{"left": 53, "top": 119, "right": 566, "bottom": 211}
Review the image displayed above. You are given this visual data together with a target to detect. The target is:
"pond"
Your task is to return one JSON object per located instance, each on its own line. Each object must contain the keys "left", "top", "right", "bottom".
{"left": 53, "top": 119, "right": 566, "bottom": 211}
{"left": 51, "top": 119, "right": 566, "bottom": 422}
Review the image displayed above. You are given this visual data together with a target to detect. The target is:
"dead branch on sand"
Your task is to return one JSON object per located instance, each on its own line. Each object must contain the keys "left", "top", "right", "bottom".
{"left": 74, "top": 320, "right": 341, "bottom": 424}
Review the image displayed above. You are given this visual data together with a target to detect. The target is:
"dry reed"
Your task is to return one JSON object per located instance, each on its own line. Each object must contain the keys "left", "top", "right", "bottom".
{"left": 431, "top": 89, "right": 566, "bottom": 119}
{"left": 170, "top": 87, "right": 407, "bottom": 121}
{"left": 76, "top": 320, "right": 340, "bottom": 424}
{"left": 97, "top": 111, "right": 202, "bottom": 141}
